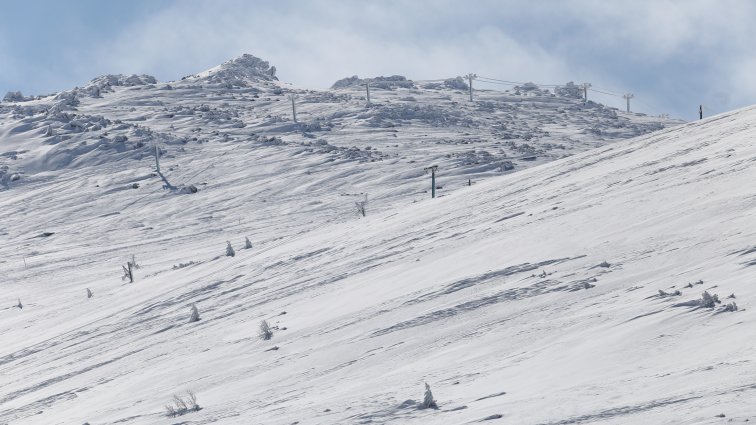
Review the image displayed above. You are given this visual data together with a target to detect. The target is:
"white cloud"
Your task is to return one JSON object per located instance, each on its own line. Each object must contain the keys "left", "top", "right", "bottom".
{"left": 5, "top": 0, "right": 756, "bottom": 119}
{"left": 84, "top": 1, "right": 575, "bottom": 89}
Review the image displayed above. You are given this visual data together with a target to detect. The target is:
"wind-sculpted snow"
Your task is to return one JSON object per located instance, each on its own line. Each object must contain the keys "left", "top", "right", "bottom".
{"left": 193, "top": 53, "right": 278, "bottom": 87}
{"left": 6, "top": 54, "right": 756, "bottom": 425}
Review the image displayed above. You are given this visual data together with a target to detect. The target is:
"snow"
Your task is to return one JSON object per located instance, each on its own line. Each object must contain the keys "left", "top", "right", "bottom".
{"left": 3, "top": 54, "right": 753, "bottom": 424}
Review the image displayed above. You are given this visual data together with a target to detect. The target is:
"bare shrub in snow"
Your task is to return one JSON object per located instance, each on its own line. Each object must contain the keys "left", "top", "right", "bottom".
{"left": 245, "top": 237, "right": 253, "bottom": 249}
{"left": 226, "top": 241, "right": 235, "bottom": 257}
{"left": 121, "top": 255, "right": 139, "bottom": 283}
{"left": 259, "top": 320, "right": 273, "bottom": 340}
{"left": 189, "top": 303, "right": 201, "bottom": 323}
{"left": 355, "top": 194, "right": 368, "bottom": 217}
{"left": 420, "top": 382, "right": 438, "bottom": 409}
{"left": 165, "top": 390, "right": 200, "bottom": 417}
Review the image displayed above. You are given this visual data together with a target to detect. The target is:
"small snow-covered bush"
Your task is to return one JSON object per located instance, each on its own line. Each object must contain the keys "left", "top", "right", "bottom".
{"left": 226, "top": 241, "right": 235, "bottom": 257}
{"left": 444, "top": 77, "right": 468, "bottom": 91}
{"left": 259, "top": 320, "right": 273, "bottom": 340}
{"left": 245, "top": 237, "right": 253, "bottom": 249}
{"left": 173, "top": 261, "right": 198, "bottom": 269}
{"left": 3, "top": 91, "right": 26, "bottom": 102}
{"left": 498, "top": 161, "right": 514, "bottom": 172}
{"left": 700, "top": 291, "right": 720, "bottom": 308}
{"left": 189, "top": 304, "right": 201, "bottom": 323}
{"left": 179, "top": 184, "right": 198, "bottom": 194}
{"left": 722, "top": 302, "right": 738, "bottom": 312}
{"left": 658, "top": 289, "right": 681, "bottom": 297}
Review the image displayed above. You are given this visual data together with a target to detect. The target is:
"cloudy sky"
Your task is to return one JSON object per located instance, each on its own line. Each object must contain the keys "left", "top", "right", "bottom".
{"left": 1, "top": 0, "right": 754, "bottom": 120}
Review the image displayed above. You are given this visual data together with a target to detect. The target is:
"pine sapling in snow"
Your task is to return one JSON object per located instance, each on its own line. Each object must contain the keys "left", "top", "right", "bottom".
{"left": 244, "top": 237, "right": 253, "bottom": 249}
{"left": 189, "top": 303, "right": 201, "bottom": 323}
{"left": 226, "top": 241, "right": 235, "bottom": 257}
{"left": 420, "top": 382, "right": 438, "bottom": 409}
{"left": 86, "top": 288, "right": 93, "bottom": 299}
{"left": 16, "top": 298, "right": 22, "bottom": 309}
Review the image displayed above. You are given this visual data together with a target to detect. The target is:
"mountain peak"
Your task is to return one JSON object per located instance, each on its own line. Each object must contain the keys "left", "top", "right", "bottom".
{"left": 193, "top": 54, "right": 278, "bottom": 86}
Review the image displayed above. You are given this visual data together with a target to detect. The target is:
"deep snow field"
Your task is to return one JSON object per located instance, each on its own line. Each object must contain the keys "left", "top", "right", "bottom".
{"left": 3, "top": 55, "right": 755, "bottom": 424}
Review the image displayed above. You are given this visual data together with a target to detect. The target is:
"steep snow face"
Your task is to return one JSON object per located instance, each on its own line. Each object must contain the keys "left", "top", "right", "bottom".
{"left": 11, "top": 56, "right": 756, "bottom": 425}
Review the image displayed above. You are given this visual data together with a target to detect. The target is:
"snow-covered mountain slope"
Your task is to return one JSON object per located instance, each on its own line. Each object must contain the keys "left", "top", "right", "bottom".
{"left": 5, "top": 55, "right": 755, "bottom": 424}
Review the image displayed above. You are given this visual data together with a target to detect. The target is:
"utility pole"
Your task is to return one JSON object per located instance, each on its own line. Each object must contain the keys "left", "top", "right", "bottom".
{"left": 699, "top": 105, "right": 703, "bottom": 120}
{"left": 464, "top": 73, "right": 477, "bottom": 102}
{"left": 365, "top": 79, "right": 371, "bottom": 106}
{"left": 288, "top": 94, "right": 298, "bottom": 122}
{"left": 623, "top": 93, "right": 634, "bottom": 112}
{"left": 424, "top": 165, "right": 439, "bottom": 198}
{"left": 581, "top": 82, "right": 592, "bottom": 104}
{"left": 154, "top": 144, "right": 160, "bottom": 173}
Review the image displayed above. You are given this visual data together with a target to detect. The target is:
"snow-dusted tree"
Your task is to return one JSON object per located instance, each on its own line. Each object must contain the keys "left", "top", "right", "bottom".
{"left": 226, "top": 241, "right": 235, "bottom": 257}
{"left": 421, "top": 382, "right": 438, "bottom": 409}
{"left": 355, "top": 194, "right": 368, "bottom": 217}
{"left": 186, "top": 390, "right": 200, "bottom": 411}
{"left": 244, "top": 237, "right": 253, "bottom": 249}
{"left": 16, "top": 298, "right": 22, "bottom": 309}
{"left": 86, "top": 288, "right": 93, "bottom": 299}
{"left": 189, "top": 303, "right": 200, "bottom": 323}
{"left": 700, "top": 291, "right": 720, "bottom": 308}
{"left": 259, "top": 320, "right": 273, "bottom": 340}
